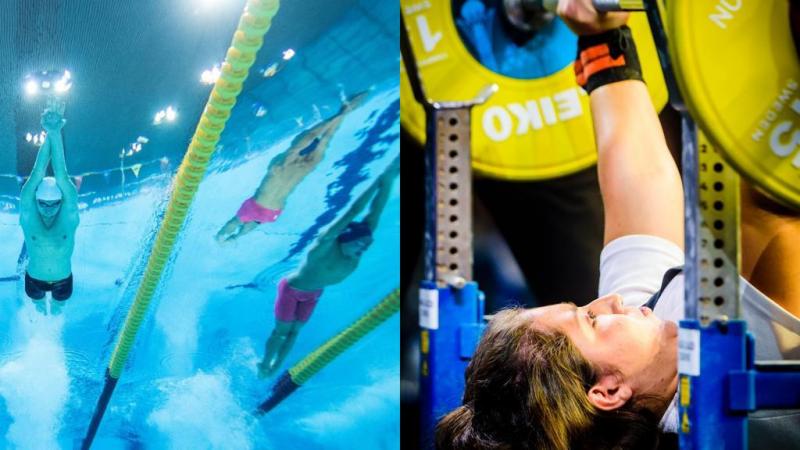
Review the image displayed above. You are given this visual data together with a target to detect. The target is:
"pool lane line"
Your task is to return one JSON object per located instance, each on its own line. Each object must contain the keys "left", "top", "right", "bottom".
{"left": 256, "top": 287, "right": 400, "bottom": 415}
{"left": 80, "top": 1, "right": 281, "bottom": 448}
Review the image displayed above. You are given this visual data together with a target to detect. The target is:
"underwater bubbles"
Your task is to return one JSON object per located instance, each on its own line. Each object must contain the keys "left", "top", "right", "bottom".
{"left": 147, "top": 371, "right": 259, "bottom": 449}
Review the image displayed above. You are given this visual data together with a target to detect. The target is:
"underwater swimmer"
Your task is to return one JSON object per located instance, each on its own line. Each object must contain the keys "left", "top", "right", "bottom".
{"left": 257, "top": 156, "right": 399, "bottom": 377}
{"left": 215, "top": 91, "right": 370, "bottom": 243}
{"left": 20, "top": 104, "right": 79, "bottom": 312}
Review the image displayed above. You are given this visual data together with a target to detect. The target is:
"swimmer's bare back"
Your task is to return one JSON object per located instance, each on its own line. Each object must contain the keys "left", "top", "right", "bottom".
{"left": 287, "top": 239, "right": 361, "bottom": 291}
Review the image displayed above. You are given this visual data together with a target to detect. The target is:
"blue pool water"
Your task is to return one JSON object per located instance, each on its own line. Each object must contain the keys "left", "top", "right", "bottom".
{"left": 0, "top": 1, "right": 398, "bottom": 448}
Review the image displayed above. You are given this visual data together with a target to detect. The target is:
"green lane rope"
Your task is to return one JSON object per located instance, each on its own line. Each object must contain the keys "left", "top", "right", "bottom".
{"left": 82, "top": 1, "right": 279, "bottom": 448}
{"left": 257, "top": 288, "right": 400, "bottom": 414}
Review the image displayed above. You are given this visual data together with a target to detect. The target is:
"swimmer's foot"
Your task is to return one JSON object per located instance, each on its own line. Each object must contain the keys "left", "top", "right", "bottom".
{"left": 342, "top": 91, "right": 369, "bottom": 112}
{"left": 50, "top": 300, "right": 64, "bottom": 316}
{"left": 226, "top": 282, "right": 257, "bottom": 290}
{"left": 257, "top": 360, "right": 269, "bottom": 378}
{"left": 32, "top": 299, "right": 47, "bottom": 316}
{"left": 257, "top": 358, "right": 280, "bottom": 379}
{"left": 215, "top": 232, "right": 234, "bottom": 244}
{"left": 259, "top": 332, "right": 293, "bottom": 378}
{"left": 216, "top": 220, "right": 244, "bottom": 244}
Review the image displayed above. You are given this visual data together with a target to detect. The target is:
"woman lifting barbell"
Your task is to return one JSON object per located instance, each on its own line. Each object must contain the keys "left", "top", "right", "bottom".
{"left": 436, "top": 1, "right": 800, "bottom": 449}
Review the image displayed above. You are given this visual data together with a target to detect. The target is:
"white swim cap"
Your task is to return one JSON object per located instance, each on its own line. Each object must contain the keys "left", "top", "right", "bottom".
{"left": 36, "top": 177, "right": 62, "bottom": 201}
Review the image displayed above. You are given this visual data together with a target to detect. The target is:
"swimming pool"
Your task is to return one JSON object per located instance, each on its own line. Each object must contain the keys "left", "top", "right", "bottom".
{"left": 0, "top": 1, "right": 398, "bottom": 448}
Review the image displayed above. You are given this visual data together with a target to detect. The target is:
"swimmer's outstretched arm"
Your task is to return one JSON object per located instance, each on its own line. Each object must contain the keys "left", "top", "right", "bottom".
{"left": 45, "top": 111, "right": 78, "bottom": 210}
{"left": 558, "top": 0, "right": 683, "bottom": 248}
{"left": 284, "top": 117, "right": 336, "bottom": 157}
{"left": 277, "top": 93, "right": 368, "bottom": 167}
{"left": 290, "top": 92, "right": 366, "bottom": 150}
{"left": 319, "top": 173, "right": 383, "bottom": 242}
{"left": 286, "top": 128, "right": 317, "bottom": 153}
{"left": 363, "top": 156, "right": 400, "bottom": 231}
{"left": 20, "top": 134, "right": 52, "bottom": 209}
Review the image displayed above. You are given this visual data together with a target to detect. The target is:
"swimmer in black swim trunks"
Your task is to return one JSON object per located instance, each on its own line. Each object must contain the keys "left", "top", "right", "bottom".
{"left": 20, "top": 102, "right": 79, "bottom": 314}
{"left": 25, "top": 273, "right": 73, "bottom": 301}
{"left": 215, "top": 91, "right": 370, "bottom": 243}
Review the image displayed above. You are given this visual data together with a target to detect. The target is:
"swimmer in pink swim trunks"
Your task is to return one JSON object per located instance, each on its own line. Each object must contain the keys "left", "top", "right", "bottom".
{"left": 257, "top": 156, "right": 399, "bottom": 377}
{"left": 216, "top": 91, "right": 370, "bottom": 243}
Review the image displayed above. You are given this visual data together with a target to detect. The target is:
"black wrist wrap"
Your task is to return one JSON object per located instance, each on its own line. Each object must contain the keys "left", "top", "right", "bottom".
{"left": 574, "top": 25, "right": 643, "bottom": 94}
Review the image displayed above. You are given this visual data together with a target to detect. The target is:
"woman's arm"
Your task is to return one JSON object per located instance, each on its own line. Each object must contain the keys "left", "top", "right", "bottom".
{"left": 558, "top": 0, "right": 683, "bottom": 248}
{"left": 591, "top": 81, "right": 683, "bottom": 247}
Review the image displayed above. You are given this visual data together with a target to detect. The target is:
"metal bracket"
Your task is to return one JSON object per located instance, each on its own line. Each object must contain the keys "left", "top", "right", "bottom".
{"left": 401, "top": 11, "right": 497, "bottom": 289}
{"left": 427, "top": 86, "right": 498, "bottom": 287}
{"left": 683, "top": 119, "right": 741, "bottom": 325}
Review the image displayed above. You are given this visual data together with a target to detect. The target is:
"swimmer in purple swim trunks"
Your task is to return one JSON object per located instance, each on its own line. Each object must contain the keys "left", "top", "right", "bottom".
{"left": 257, "top": 156, "right": 399, "bottom": 377}
{"left": 215, "top": 92, "right": 369, "bottom": 243}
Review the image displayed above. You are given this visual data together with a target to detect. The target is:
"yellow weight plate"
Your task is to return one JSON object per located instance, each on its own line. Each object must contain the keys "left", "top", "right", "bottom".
{"left": 669, "top": 0, "right": 800, "bottom": 208}
{"left": 401, "top": 1, "right": 668, "bottom": 180}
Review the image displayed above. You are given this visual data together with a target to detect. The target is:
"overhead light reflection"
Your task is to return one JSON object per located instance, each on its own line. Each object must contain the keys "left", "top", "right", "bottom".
{"left": 201, "top": 65, "right": 221, "bottom": 85}
{"left": 24, "top": 70, "right": 72, "bottom": 97}
{"left": 153, "top": 106, "right": 177, "bottom": 125}
{"left": 262, "top": 63, "right": 278, "bottom": 78}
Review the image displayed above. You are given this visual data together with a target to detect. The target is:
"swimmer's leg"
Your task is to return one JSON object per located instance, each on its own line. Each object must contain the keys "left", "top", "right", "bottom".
{"left": 342, "top": 90, "right": 369, "bottom": 111}
{"left": 50, "top": 299, "right": 63, "bottom": 316}
{"left": 24, "top": 273, "right": 47, "bottom": 315}
{"left": 49, "top": 275, "right": 71, "bottom": 316}
{"left": 33, "top": 298, "right": 47, "bottom": 315}
{"left": 216, "top": 217, "right": 244, "bottom": 243}
{"left": 235, "top": 221, "right": 260, "bottom": 239}
{"left": 258, "top": 320, "right": 301, "bottom": 378}
{"left": 225, "top": 282, "right": 258, "bottom": 290}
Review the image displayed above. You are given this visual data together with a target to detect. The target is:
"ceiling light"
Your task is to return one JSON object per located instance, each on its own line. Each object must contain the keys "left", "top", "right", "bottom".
{"left": 200, "top": 65, "right": 221, "bottom": 85}
{"left": 262, "top": 63, "right": 278, "bottom": 78}
{"left": 25, "top": 79, "right": 38, "bottom": 96}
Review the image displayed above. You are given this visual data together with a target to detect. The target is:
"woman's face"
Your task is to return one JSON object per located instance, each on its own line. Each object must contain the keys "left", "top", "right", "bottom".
{"left": 524, "top": 294, "right": 678, "bottom": 400}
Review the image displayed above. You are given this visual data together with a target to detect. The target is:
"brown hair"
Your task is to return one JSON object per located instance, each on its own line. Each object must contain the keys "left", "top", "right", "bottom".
{"left": 436, "top": 308, "right": 665, "bottom": 450}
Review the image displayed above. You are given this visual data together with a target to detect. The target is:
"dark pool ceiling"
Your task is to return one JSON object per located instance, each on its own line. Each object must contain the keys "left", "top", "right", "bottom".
{"left": 0, "top": 0, "right": 357, "bottom": 178}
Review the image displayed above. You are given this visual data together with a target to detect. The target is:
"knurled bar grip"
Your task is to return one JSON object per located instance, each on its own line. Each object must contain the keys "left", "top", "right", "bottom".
{"left": 522, "top": 0, "right": 643, "bottom": 12}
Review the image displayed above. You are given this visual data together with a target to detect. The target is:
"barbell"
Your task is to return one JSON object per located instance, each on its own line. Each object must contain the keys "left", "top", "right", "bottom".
{"left": 400, "top": 0, "right": 668, "bottom": 180}
{"left": 403, "top": 0, "right": 800, "bottom": 209}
